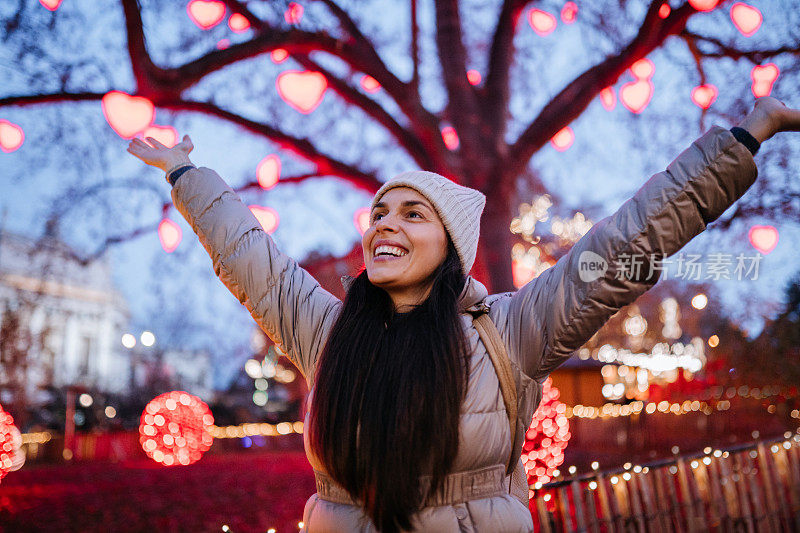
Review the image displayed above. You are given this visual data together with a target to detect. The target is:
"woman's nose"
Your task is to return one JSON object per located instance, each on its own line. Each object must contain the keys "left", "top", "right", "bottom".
{"left": 375, "top": 212, "right": 399, "bottom": 232}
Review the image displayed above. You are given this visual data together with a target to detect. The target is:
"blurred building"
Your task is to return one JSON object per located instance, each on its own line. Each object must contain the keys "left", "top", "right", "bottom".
{"left": 0, "top": 229, "right": 131, "bottom": 403}
{"left": 127, "top": 346, "right": 214, "bottom": 401}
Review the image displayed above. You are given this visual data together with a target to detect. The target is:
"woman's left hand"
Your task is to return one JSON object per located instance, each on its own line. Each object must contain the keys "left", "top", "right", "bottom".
{"left": 737, "top": 96, "right": 800, "bottom": 143}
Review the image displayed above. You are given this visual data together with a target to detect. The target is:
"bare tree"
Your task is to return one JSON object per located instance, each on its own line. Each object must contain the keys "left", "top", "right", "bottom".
{"left": 2, "top": 0, "right": 799, "bottom": 291}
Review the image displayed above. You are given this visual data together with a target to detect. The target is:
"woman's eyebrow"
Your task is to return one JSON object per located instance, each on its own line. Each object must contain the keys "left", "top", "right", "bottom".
{"left": 372, "top": 200, "right": 434, "bottom": 212}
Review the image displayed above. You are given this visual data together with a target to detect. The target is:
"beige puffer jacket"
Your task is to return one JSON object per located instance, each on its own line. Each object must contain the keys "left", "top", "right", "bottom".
{"left": 170, "top": 127, "right": 756, "bottom": 532}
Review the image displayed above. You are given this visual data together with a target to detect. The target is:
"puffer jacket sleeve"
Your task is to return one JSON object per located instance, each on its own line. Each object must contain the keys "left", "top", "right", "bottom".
{"left": 170, "top": 166, "right": 342, "bottom": 385}
{"left": 494, "top": 126, "right": 757, "bottom": 383}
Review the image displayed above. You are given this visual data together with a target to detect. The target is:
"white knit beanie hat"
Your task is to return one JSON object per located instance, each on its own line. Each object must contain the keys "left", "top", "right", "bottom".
{"left": 370, "top": 170, "right": 486, "bottom": 274}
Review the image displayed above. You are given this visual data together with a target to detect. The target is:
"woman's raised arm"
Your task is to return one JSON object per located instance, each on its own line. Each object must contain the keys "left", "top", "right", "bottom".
{"left": 128, "top": 136, "right": 342, "bottom": 386}
{"left": 491, "top": 96, "right": 800, "bottom": 383}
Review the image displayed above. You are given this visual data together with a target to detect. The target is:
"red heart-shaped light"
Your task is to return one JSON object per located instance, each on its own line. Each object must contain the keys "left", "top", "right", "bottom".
{"left": 277, "top": 71, "right": 327, "bottom": 114}
{"left": 441, "top": 126, "right": 459, "bottom": 151}
{"left": 249, "top": 206, "right": 279, "bottom": 234}
{"left": 141, "top": 125, "right": 178, "bottom": 148}
{"left": 257, "top": 155, "right": 281, "bottom": 190}
{"left": 271, "top": 49, "right": 289, "bottom": 64}
{"left": 529, "top": 9, "right": 556, "bottom": 36}
{"left": 0, "top": 120, "right": 24, "bottom": 153}
{"left": 619, "top": 80, "right": 653, "bottom": 114}
{"left": 747, "top": 222, "right": 778, "bottom": 251}
{"left": 228, "top": 13, "right": 250, "bottom": 33}
{"left": 689, "top": 0, "right": 719, "bottom": 11}
{"left": 187, "top": 0, "right": 225, "bottom": 30}
{"left": 360, "top": 75, "right": 381, "bottom": 93}
{"left": 39, "top": 0, "right": 62, "bottom": 10}
{"left": 748, "top": 225, "right": 778, "bottom": 254}
{"left": 467, "top": 70, "right": 481, "bottom": 86}
{"left": 158, "top": 219, "right": 182, "bottom": 253}
{"left": 630, "top": 59, "right": 655, "bottom": 80}
{"left": 751, "top": 64, "right": 779, "bottom": 97}
{"left": 560, "top": 2, "right": 577, "bottom": 24}
{"left": 691, "top": 84, "right": 718, "bottom": 109}
{"left": 353, "top": 207, "right": 370, "bottom": 236}
{"left": 658, "top": 3, "right": 671, "bottom": 18}
{"left": 102, "top": 91, "right": 155, "bottom": 139}
{"left": 550, "top": 126, "right": 574, "bottom": 152}
{"left": 599, "top": 87, "right": 616, "bottom": 111}
{"left": 284, "top": 2, "right": 303, "bottom": 24}
{"left": 730, "top": 3, "right": 761, "bottom": 36}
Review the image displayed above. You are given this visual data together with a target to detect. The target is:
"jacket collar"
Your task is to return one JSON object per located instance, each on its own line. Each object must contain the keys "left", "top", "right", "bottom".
{"left": 339, "top": 275, "right": 489, "bottom": 314}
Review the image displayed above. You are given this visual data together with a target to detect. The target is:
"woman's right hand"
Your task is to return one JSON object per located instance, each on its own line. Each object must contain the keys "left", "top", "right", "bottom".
{"left": 127, "top": 134, "right": 195, "bottom": 173}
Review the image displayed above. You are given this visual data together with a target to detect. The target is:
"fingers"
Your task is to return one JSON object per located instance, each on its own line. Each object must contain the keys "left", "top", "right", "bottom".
{"left": 783, "top": 107, "right": 800, "bottom": 132}
{"left": 146, "top": 136, "right": 168, "bottom": 149}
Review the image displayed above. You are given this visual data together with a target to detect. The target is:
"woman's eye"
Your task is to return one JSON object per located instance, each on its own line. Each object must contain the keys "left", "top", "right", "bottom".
{"left": 371, "top": 211, "right": 422, "bottom": 222}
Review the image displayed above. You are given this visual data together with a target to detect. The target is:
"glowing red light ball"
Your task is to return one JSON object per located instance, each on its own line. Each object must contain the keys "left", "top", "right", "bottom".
{"left": 139, "top": 392, "right": 214, "bottom": 466}
{"left": 0, "top": 406, "right": 21, "bottom": 481}
{"left": 521, "top": 377, "right": 570, "bottom": 485}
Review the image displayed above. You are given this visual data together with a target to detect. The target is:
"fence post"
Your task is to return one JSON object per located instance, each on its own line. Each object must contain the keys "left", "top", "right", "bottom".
{"left": 570, "top": 480, "right": 588, "bottom": 533}
{"left": 626, "top": 472, "right": 647, "bottom": 533}
{"left": 732, "top": 453, "right": 757, "bottom": 533}
{"left": 676, "top": 457, "right": 706, "bottom": 532}
{"left": 750, "top": 444, "right": 779, "bottom": 531}
{"left": 661, "top": 465, "right": 685, "bottom": 533}
{"left": 535, "top": 495, "right": 553, "bottom": 533}
{"left": 787, "top": 442, "right": 800, "bottom": 529}
{"left": 594, "top": 473, "right": 616, "bottom": 533}
{"left": 557, "top": 485, "right": 573, "bottom": 532}
{"left": 584, "top": 484, "right": 601, "bottom": 533}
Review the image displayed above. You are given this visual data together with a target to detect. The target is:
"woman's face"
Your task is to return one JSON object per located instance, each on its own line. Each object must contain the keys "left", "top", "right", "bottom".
{"left": 363, "top": 187, "right": 448, "bottom": 308}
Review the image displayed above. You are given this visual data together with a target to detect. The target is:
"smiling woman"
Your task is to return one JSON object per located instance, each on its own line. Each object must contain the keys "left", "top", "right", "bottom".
{"left": 365, "top": 189, "right": 449, "bottom": 311}
{"left": 126, "top": 96, "right": 800, "bottom": 532}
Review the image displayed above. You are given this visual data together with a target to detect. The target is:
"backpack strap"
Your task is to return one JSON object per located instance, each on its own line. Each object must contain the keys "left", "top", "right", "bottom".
{"left": 471, "top": 312, "right": 517, "bottom": 476}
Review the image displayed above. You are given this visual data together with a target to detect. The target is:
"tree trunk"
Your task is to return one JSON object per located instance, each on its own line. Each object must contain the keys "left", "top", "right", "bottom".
{"left": 477, "top": 189, "right": 515, "bottom": 294}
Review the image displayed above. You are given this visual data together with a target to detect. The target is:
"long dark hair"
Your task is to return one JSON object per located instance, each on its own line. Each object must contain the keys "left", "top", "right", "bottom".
{"left": 309, "top": 241, "right": 469, "bottom": 532}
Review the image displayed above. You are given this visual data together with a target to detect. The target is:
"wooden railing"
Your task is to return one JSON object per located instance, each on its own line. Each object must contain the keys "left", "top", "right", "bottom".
{"left": 531, "top": 434, "right": 800, "bottom": 532}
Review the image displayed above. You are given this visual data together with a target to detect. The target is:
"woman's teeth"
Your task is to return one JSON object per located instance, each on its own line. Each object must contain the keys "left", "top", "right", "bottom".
{"left": 374, "top": 245, "right": 408, "bottom": 257}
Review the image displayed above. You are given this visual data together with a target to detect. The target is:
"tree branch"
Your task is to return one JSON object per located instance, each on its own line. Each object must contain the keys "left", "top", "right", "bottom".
{"left": 0, "top": 92, "right": 106, "bottom": 107}
{"left": 291, "top": 54, "right": 440, "bottom": 171}
{"left": 681, "top": 30, "right": 800, "bottom": 62}
{"left": 315, "top": 0, "right": 446, "bottom": 171}
{"left": 484, "top": 0, "right": 529, "bottom": 146}
{"left": 505, "top": 1, "right": 695, "bottom": 180}
{"left": 219, "top": 0, "right": 263, "bottom": 29}
{"left": 434, "top": 0, "right": 484, "bottom": 175}
{"left": 0, "top": 88, "right": 381, "bottom": 192}
{"left": 170, "top": 99, "right": 382, "bottom": 192}
{"left": 411, "top": 0, "right": 420, "bottom": 91}
{"left": 120, "top": 0, "right": 446, "bottom": 175}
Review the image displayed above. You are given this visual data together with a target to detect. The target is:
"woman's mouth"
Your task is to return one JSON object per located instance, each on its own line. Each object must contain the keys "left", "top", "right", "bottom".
{"left": 373, "top": 244, "right": 408, "bottom": 261}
